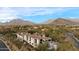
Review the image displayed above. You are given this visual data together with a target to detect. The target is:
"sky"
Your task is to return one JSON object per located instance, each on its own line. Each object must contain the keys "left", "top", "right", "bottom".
{"left": 0, "top": 7, "right": 79, "bottom": 23}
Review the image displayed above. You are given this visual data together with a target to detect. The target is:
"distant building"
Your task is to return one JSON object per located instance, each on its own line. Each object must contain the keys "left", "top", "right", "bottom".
{"left": 16, "top": 32, "right": 58, "bottom": 50}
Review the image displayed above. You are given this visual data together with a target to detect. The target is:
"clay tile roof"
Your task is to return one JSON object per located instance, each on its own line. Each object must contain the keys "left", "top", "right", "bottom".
{"left": 30, "top": 34, "right": 51, "bottom": 40}
{"left": 17, "top": 32, "right": 51, "bottom": 40}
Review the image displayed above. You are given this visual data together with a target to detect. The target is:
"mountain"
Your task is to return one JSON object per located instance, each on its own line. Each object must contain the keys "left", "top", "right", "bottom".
{"left": 42, "top": 19, "right": 54, "bottom": 24}
{"left": 2, "top": 19, "right": 34, "bottom": 25}
{"left": 70, "top": 19, "right": 79, "bottom": 23}
{"left": 0, "top": 18, "right": 79, "bottom": 26}
{"left": 52, "top": 18, "right": 77, "bottom": 25}
{"left": 43, "top": 18, "right": 79, "bottom": 25}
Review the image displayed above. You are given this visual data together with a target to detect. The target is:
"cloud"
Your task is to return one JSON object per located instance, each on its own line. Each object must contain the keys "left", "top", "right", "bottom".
{"left": 0, "top": 7, "right": 21, "bottom": 22}
{"left": 0, "top": 7, "right": 70, "bottom": 22}
{"left": 15, "top": 7, "right": 65, "bottom": 16}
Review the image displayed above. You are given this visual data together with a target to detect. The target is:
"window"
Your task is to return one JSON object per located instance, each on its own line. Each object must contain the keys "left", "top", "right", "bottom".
{"left": 48, "top": 40, "right": 51, "bottom": 41}
{"left": 40, "top": 39, "right": 43, "bottom": 44}
{"left": 35, "top": 39, "right": 37, "bottom": 43}
{"left": 29, "top": 42, "right": 31, "bottom": 43}
{"left": 32, "top": 43, "right": 33, "bottom": 45}
{"left": 29, "top": 37, "right": 31, "bottom": 41}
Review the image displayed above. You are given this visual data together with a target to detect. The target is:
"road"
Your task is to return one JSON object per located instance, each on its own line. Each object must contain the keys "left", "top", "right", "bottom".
{"left": 0, "top": 40, "right": 9, "bottom": 51}
{"left": 67, "top": 32, "right": 79, "bottom": 48}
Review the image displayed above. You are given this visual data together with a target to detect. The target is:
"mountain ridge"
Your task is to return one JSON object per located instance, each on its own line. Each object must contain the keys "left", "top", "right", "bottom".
{"left": 0, "top": 18, "right": 79, "bottom": 25}
{"left": 43, "top": 18, "right": 79, "bottom": 25}
{"left": 0, "top": 19, "right": 34, "bottom": 25}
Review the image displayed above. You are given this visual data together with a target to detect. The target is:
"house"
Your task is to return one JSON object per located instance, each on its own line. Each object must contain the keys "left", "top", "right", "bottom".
{"left": 16, "top": 32, "right": 58, "bottom": 50}
{"left": 48, "top": 41, "right": 58, "bottom": 50}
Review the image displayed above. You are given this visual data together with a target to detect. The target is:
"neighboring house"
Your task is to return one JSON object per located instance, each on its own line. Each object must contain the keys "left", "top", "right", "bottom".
{"left": 16, "top": 32, "right": 58, "bottom": 50}
{"left": 48, "top": 41, "right": 58, "bottom": 50}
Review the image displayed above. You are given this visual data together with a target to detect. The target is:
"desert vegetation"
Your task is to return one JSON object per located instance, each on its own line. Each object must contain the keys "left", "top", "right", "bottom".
{"left": 0, "top": 24, "right": 78, "bottom": 51}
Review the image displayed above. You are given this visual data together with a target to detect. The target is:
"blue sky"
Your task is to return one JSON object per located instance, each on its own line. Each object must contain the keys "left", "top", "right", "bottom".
{"left": 0, "top": 7, "right": 79, "bottom": 23}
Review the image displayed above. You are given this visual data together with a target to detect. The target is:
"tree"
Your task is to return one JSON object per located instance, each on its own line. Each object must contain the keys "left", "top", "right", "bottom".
{"left": 36, "top": 42, "right": 49, "bottom": 51}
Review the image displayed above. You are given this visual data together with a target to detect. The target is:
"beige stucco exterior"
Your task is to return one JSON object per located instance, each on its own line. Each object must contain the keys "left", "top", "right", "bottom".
{"left": 16, "top": 33, "right": 51, "bottom": 48}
